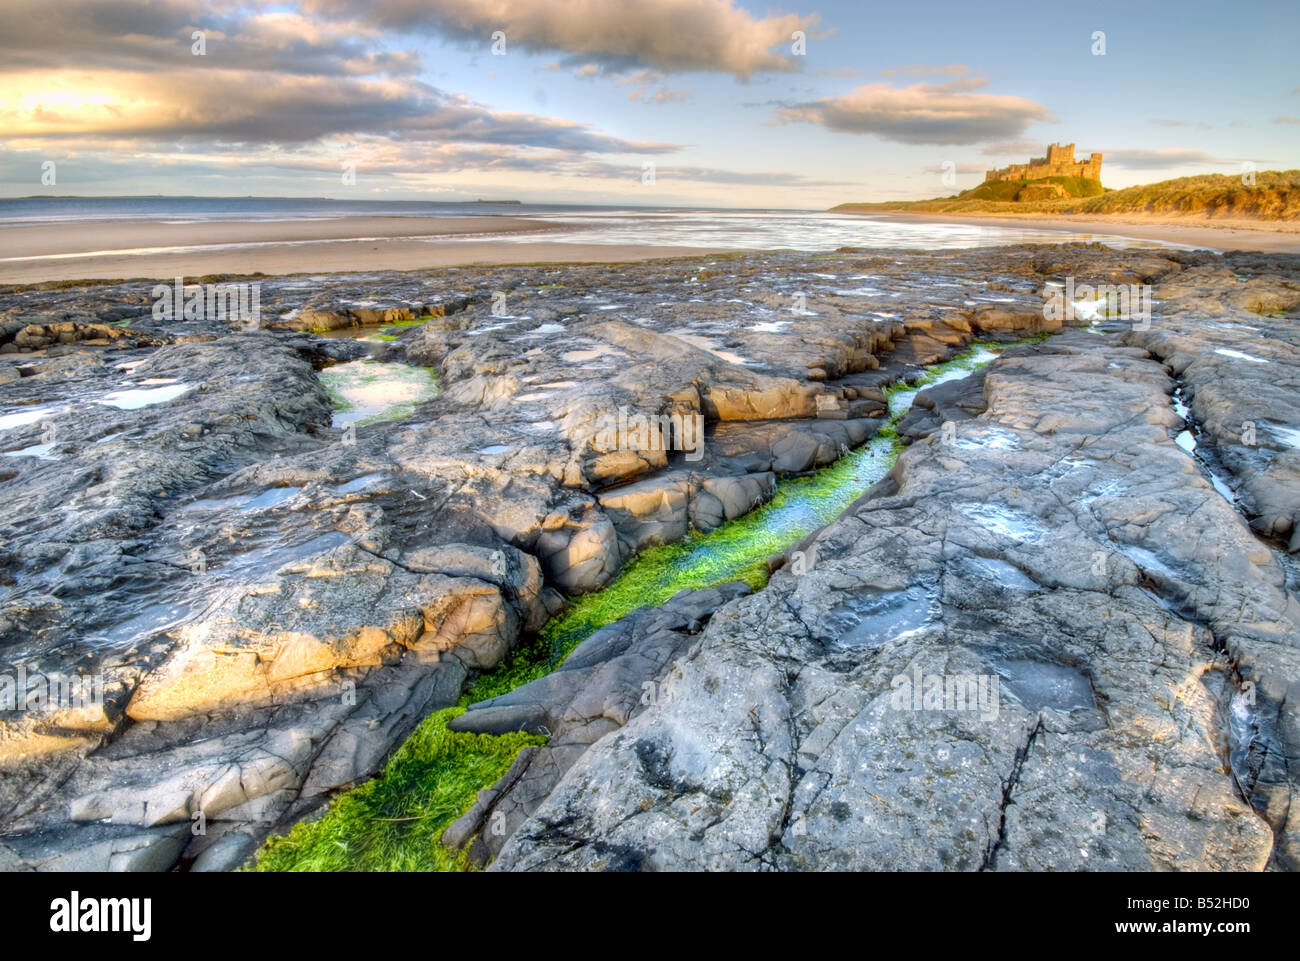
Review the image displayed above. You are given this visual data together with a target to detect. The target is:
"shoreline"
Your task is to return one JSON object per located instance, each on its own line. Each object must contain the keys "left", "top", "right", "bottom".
{"left": 5, "top": 208, "right": 1300, "bottom": 285}
{"left": 841, "top": 210, "right": 1300, "bottom": 253}
{"left": 0, "top": 243, "right": 728, "bottom": 286}
{"left": 0, "top": 215, "right": 728, "bottom": 284}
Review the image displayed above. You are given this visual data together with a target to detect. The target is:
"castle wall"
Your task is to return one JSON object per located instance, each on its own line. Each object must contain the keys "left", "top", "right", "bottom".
{"left": 983, "top": 144, "right": 1103, "bottom": 183}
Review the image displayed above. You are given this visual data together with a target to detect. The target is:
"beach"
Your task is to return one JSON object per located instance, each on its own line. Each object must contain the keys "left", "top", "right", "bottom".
{"left": 836, "top": 209, "right": 1300, "bottom": 254}
{"left": 3, "top": 206, "right": 1299, "bottom": 285}
{"left": 0, "top": 214, "right": 729, "bottom": 284}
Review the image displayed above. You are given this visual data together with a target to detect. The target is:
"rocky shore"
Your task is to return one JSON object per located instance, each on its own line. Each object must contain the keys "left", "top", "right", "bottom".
{"left": 0, "top": 243, "right": 1296, "bottom": 871}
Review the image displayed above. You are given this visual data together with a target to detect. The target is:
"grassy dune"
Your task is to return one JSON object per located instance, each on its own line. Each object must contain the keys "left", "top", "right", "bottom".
{"left": 833, "top": 170, "right": 1300, "bottom": 220}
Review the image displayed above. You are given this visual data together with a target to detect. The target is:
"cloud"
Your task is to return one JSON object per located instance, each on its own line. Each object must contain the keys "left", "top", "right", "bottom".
{"left": 305, "top": 0, "right": 820, "bottom": 78}
{"left": 0, "top": 69, "right": 679, "bottom": 154}
{"left": 0, "top": 2, "right": 421, "bottom": 77}
{"left": 572, "top": 160, "right": 856, "bottom": 187}
{"left": 616, "top": 70, "right": 668, "bottom": 87}
{"left": 1101, "top": 148, "right": 1240, "bottom": 169}
{"left": 879, "top": 64, "right": 970, "bottom": 79}
{"left": 0, "top": 0, "right": 842, "bottom": 200}
{"left": 773, "top": 76, "right": 1053, "bottom": 145}
{"left": 627, "top": 87, "right": 692, "bottom": 104}
{"left": 1274, "top": 116, "right": 1300, "bottom": 124}
{"left": 0, "top": 2, "right": 691, "bottom": 159}
{"left": 613, "top": 71, "right": 690, "bottom": 103}
{"left": 977, "top": 138, "right": 1047, "bottom": 157}
{"left": 1152, "top": 118, "right": 1214, "bottom": 130}
{"left": 921, "top": 162, "right": 988, "bottom": 174}
{"left": 663, "top": 166, "right": 854, "bottom": 187}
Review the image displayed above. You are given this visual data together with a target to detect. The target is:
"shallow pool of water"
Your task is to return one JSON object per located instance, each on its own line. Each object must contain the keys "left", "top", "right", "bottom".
{"left": 99, "top": 383, "right": 195, "bottom": 410}
{"left": 1214, "top": 348, "right": 1269, "bottom": 364}
{"left": 2, "top": 442, "right": 56, "bottom": 459}
{"left": 0, "top": 405, "right": 61, "bottom": 431}
{"left": 319, "top": 360, "right": 440, "bottom": 428}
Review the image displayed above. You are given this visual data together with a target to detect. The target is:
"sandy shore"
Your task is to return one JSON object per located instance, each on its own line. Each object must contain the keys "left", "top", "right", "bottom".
{"left": 0, "top": 216, "right": 721, "bottom": 284}
{"left": 5, "top": 208, "right": 1297, "bottom": 285}
{"left": 848, "top": 211, "right": 1300, "bottom": 253}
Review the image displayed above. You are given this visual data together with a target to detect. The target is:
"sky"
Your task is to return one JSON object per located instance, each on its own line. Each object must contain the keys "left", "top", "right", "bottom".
{"left": 1, "top": 0, "right": 1297, "bottom": 208}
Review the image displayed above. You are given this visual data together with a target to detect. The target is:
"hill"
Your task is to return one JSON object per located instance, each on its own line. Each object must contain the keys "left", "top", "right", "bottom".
{"left": 832, "top": 170, "right": 1300, "bottom": 220}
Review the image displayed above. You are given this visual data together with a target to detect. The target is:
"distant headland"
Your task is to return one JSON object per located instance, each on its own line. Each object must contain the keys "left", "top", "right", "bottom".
{"left": 832, "top": 142, "right": 1299, "bottom": 232}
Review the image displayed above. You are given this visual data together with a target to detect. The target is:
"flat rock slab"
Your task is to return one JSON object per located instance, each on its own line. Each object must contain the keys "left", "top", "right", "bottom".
{"left": 2, "top": 244, "right": 1296, "bottom": 871}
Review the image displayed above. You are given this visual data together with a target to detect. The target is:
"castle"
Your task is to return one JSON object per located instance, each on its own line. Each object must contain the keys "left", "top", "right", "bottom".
{"left": 984, "top": 143, "right": 1102, "bottom": 183}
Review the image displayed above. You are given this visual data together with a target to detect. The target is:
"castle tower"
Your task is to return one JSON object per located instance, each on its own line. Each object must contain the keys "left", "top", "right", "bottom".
{"left": 1045, "top": 143, "right": 1075, "bottom": 165}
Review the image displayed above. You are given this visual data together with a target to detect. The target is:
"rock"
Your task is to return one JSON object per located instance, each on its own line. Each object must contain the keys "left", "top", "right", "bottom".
{"left": 6, "top": 322, "right": 160, "bottom": 350}
{"left": 5, "top": 243, "right": 1294, "bottom": 872}
{"left": 597, "top": 473, "right": 692, "bottom": 556}
{"left": 444, "top": 583, "right": 750, "bottom": 863}
{"left": 487, "top": 330, "right": 1298, "bottom": 872}
{"left": 272, "top": 306, "right": 416, "bottom": 332}
{"left": 188, "top": 827, "right": 259, "bottom": 872}
{"left": 896, "top": 364, "right": 991, "bottom": 444}
{"left": 1123, "top": 262, "right": 1300, "bottom": 550}
{"left": 535, "top": 508, "right": 623, "bottom": 595}
{"left": 701, "top": 473, "right": 776, "bottom": 521}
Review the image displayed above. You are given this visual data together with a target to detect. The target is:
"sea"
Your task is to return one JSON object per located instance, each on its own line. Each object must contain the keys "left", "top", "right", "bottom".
{"left": 0, "top": 196, "right": 1176, "bottom": 253}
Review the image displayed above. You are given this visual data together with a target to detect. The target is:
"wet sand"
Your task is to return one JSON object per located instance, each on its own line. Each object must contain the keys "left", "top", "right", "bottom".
{"left": 5, "top": 207, "right": 1298, "bottom": 285}
{"left": 0, "top": 216, "right": 718, "bottom": 284}
{"left": 0, "top": 240, "right": 724, "bottom": 284}
{"left": 852, "top": 211, "right": 1300, "bottom": 254}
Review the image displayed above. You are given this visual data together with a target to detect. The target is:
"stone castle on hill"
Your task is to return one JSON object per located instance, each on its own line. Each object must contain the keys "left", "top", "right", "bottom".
{"left": 984, "top": 142, "right": 1102, "bottom": 182}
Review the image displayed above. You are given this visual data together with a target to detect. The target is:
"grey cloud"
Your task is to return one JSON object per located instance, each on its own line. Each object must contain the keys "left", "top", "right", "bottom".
{"left": 1101, "top": 148, "right": 1242, "bottom": 169}
{"left": 978, "top": 138, "right": 1048, "bottom": 156}
{"left": 12, "top": 71, "right": 678, "bottom": 154}
{"left": 879, "top": 64, "right": 970, "bottom": 78}
{"left": 774, "top": 78, "right": 1053, "bottom": 145}
{"left": 0, "top": 1, "right": 422, "bottom": 77}
{"left": 1151, "top": 118, "right": 1214, "bottom": 130}
{"left": 573, "top": 159, "right": 856, "bottom": 187}
{"left": 305, "top": 0, "right": 820, "bottom": 78}
{"left": 921, "top": 162, "right": 989, "bottom": 174}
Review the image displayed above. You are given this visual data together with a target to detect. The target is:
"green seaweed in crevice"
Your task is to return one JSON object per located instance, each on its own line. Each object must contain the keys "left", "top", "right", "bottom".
{"left": 482, "top": 339, "right": 1019, "bottom": 696}
{"left": 247, "top": 707, "right": 543, "bottom": 872}
{"left": 251, "top": 337, "right": 1029, "bottom": 871}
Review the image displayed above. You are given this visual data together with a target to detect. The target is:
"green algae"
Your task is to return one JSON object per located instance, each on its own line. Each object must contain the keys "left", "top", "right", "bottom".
{"left": 252, "top": 338, "right": 1022, "bottom": 871}
{"left": 483, "top": 340, "right": 1014, "bottom": 695}
{"left": 248, "top": 707, "right": 543, "bottom": 872}
{"left": 320, "top": 359, "right": 440, "bottom": 428}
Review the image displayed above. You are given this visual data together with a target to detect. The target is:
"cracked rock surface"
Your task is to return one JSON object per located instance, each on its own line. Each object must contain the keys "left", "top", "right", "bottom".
{"left": 490, "top": 333, "right": 1297, "bottom": 870}
{"left": 480, "top": 256, "right": 1300, "bottom": 869}
{"left": 2, "top": 244, "right": 1296, "bottom": 871}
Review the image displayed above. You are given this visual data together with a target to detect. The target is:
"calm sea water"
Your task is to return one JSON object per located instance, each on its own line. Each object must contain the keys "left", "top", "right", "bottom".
{"left": 0, "top": 196, "right": 1174, "bottom": 253}
{"left": 0, "top": 196, "right": 584, "bottom": 225}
